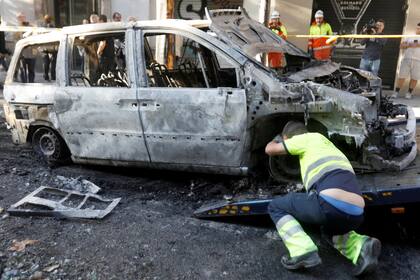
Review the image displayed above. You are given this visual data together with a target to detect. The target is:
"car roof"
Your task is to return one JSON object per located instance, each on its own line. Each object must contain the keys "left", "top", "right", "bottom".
{"left": 14, "top": 18, "right": 246, "bottom": 65}
{"left": 17, "top": 19, "right": 211, "bottom": 44}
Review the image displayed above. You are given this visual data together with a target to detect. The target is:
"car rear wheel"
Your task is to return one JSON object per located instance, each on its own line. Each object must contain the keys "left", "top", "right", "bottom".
{"left": 32, "top": 127, "right": 70, "bottom": 164}
{"left": 269, "top": 154, "right": 301, "bottom": 183}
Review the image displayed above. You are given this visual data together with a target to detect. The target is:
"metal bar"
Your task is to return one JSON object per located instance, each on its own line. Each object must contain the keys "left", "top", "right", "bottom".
{"left": 193, "top": 199, "right": 271, "bottom": 218}
{"left": 194, "top": 184, "right": 420, "bottom": 219}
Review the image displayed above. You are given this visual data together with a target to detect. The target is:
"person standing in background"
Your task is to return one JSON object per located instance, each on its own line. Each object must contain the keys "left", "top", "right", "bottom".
{"left": 393, "top": 23, "right": 420, "bottom": 99}
{"left": 112, "top": 12, "right": 122, "bottom": 22}
{"left": 268, "top": 11, "right": 287, "bottom": 71}
{"left": 0, "top": 19, "right": 10, "bottom": 72}
{"left": 40, "top": 15, "right": 57, "bottom": 81}
{"left": 89, "top": 14, "right": 99, "bottom": 24}
{"left": 97, "top": 15, "right": 115, "bottom": 75}
{"left": 359, "top": 19, "right": 387, "bottom": 76}
{"left": 308, "top": 10, "right": 334, "bottom": 61}
{"left": 15, "top": 13, "right": 36, "bottom": 83}
{"left": 112, "top": 12, "right": 125, "bottom": 70}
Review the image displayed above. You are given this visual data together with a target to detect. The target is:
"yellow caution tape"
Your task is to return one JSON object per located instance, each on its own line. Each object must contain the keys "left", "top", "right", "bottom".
{"left": 294, "top": 34, "right": 420, "bottom": 39}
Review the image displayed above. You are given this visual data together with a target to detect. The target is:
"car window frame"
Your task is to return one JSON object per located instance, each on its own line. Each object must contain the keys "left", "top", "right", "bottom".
{"left": 138, "top": 28, "right": 241, "bottom": 89}
{"left": 66, "top": 30, "right": 131, "bottom": 88}
{"left": 9, "top": 39, "right": 61, "bottom": 86}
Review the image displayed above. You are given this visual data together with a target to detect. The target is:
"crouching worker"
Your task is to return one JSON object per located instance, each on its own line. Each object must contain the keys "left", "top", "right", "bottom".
{"left": 265, "top": 121, "right": 381, "bottom": 276}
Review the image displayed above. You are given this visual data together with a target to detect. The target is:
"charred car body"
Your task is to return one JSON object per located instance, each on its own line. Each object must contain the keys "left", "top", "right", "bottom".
{"left": 3, "top": 8, "right": 417, "bottom": 182}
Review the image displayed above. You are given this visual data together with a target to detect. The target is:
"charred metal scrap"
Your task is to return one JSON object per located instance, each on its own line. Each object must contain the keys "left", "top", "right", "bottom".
{"left": 208, "top": 8, "right": 416, "bottom": 173}
{"left": 8, "top": 186, "right": 121, "bottom": 219}
{"left": 243, "top": 61, "right": 416, "bottom": 172}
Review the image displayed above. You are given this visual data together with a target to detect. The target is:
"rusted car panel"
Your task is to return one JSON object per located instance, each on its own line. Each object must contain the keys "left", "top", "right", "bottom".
{"left": 2, "top": 9, "right": 417, "bottom": 179}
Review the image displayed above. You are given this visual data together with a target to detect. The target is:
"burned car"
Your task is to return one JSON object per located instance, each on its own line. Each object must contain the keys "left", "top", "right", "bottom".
{"left": 3, "top": 8, "right": 417, "bottom": 182}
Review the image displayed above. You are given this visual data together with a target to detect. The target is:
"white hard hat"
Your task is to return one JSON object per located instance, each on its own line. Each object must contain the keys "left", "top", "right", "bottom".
{"left": 315, "top": 10, "right": 324, "bottom": 18}
{"left": 271, "top": 10, "right": 280, "bottom": 19}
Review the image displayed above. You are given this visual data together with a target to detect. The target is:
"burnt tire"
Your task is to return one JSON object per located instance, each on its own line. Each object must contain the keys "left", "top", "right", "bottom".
{"left": 31, "top": 127, "right": 70, "bottom": 165}
{"left": 269, "top": 154, "right": 301, "bottom": 184}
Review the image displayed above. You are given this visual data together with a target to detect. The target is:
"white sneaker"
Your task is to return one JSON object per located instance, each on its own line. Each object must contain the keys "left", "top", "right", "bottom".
{"left": 405, "top": 92, "right": 413, "bottom": 99}
{"left": 390, "top": 91, "right": 399, "bottom": 98}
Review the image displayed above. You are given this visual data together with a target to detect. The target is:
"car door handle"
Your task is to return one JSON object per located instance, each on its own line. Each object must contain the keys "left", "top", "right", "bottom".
{"left": 116, "top": 99, "right": 139, "bottom": 111}
{"left": 139, "top": 100, "right": 159, "bottom": 111}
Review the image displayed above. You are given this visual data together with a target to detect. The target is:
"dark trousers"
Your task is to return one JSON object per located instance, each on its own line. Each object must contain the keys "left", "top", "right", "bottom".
{"left": 43, "top": 52, "right": 57, "bottom": 80}
{"left": 268, "top": 192, "right": 364, "bottom": 236}
{"left": 0, "top": 55, "right": 8, "bottom": 71}
{"left": 20, "top": 58, "right": 36, "bottom": 83}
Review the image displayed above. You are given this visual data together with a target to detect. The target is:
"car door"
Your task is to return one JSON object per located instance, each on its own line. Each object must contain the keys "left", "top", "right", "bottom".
{"left": 54, "top": 29, "right": 150, "bottom": 163}
{"left": 135, "top": 28, "right": 248, "bottom": 167}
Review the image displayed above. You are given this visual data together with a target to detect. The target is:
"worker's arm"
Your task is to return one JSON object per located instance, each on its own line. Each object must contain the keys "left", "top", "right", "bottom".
{"left": 265, "top": 140, "right": 288, "bottom": 156}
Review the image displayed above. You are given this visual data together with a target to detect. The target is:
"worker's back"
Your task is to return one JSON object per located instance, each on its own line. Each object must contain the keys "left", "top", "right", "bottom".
{"left": 283, "top": 132, "right": 354, "bottom": 190}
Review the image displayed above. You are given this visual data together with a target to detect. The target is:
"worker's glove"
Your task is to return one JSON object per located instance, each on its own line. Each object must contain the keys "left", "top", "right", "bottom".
{"left": 272, "top": 134, "right": 283, "bottom": 144}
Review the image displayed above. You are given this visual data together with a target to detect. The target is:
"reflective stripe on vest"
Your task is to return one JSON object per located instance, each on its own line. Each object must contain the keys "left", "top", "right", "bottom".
{"left": 309, "top": 23, "right": 332, "bottom": 60}
{"left": 306, "top": 164, "right": 354, "bottom": 191}
{"left": 312, "top": 45, "right": 333, "bottom": 51}
{"left": 302, "top": 156, "right": 354, "bottom": 190}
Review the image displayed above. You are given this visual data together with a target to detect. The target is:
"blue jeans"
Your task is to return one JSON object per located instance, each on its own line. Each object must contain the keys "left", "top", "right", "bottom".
{"left": 359, "top": 58, "right": 381, "bottom": 75}
{"left": 268, "top": 192, "right": 364, "bottom": 235}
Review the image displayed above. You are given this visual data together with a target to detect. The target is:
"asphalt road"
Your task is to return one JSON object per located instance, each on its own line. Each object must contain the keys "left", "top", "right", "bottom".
{"left": 1, "top": 105, "right": 420, "bottom": 279}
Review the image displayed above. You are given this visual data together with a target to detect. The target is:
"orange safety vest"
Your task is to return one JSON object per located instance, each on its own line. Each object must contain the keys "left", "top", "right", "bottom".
{"left": 268, "top": 23, "right": 287, "bottom": 68}
{"left": 308, "top": 22, "right": 333, "bottom": 61}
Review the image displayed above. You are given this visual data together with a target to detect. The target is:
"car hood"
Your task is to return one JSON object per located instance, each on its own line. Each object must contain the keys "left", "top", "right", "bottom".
{"left": 288, "top": 62, "right": 341, "bottom": 82}
{"left": 205, "top": 7, "right": 309, "bottom": 59}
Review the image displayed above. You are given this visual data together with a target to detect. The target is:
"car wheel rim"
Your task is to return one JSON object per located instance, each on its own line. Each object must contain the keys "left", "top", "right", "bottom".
{"left": 39, "top": 132, "right": 57, "bottom": 156}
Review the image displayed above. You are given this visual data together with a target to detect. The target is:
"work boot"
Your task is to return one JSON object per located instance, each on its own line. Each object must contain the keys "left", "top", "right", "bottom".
{"left": 281, "top": 250, "right": 322, "bottom": 270}
{"left": 352, "top": 237, "right": 381, "bottom": 276}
